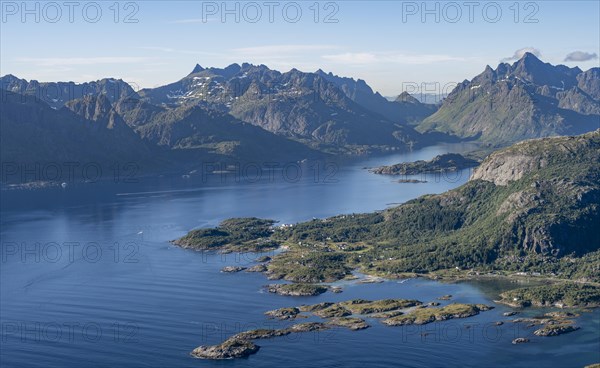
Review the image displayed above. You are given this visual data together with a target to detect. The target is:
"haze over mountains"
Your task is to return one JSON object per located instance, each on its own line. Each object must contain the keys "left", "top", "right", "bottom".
{"left": 1, "top": 53, "right": 598, "bottom": 183}
{"left": 1, "top": 75, "right": 139, "bottom": 109}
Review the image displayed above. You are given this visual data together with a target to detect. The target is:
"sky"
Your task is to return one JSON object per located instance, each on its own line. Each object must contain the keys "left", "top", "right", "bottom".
{"left": 1, "top": 0, "right": 599, "bottom": 96}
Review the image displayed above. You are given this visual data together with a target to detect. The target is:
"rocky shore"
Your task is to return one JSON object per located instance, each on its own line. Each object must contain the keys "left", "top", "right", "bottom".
{"left": 381, "top": 303, "right": 493, "bottom": 326}
{"left": 191, "top": 322, "right": 330, "bottom": 360}
{"left": 191, "top": 339, "right": 260, "bottom": 359}
{"left": 369, "top": 153, "right": 479, "bottom": 175}
{"left": 191, "top": 298, "right": 494, "bottom": 359}
{"left": 266, "top": 283, "right": 329, "bottom": 296}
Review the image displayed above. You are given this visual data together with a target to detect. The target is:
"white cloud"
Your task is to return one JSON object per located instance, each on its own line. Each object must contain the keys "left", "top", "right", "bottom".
{"left": 137, "top": 46, "right": 220, "bottom": 57}
{"left": 564, "top": 51, "right": 598, "bottom": 62}
{"left": 16, "top": 57, "right": 152, "bottom": 67}
{"left": 501, "top": 47, "right": 541, "bottom": 62}
{"left": 231, "top": 44, "right": 338, "bottom": 57}
{"left": 322, "top": 53, "right": 378, "bottom": 64}
{"left": 223, "top": 45, "right": 341, "bottom": 70}
{"left": 322, "top": 52, "right": 467, "bottom": 65}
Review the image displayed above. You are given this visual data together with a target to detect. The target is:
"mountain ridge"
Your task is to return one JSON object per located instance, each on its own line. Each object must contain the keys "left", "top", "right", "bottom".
{"left": 418, "top": 53, "right": 600, "bottom": 145}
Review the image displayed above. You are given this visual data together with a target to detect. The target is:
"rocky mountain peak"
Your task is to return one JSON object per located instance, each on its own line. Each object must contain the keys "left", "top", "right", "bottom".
{"left": 191, "top": 64, "right": 204, "bottom": 74}
{"left": 395, "top": 91, "right": 420, "bottom": 104}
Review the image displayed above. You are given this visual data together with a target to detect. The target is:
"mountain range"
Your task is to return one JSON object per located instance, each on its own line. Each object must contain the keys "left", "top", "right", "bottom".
{"left": 1, "top": 53, "right": 599, "bottom": 183}
{"left": 136, "top": 63, "right": 430, "bottom": 151}
{"left": 418, "top": 53, "right": 600, "bottom": 145}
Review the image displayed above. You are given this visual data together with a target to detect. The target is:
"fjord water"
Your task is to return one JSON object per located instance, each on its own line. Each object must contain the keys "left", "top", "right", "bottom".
{"left": 1, "top": 144, "right": 599, "bottom": 368}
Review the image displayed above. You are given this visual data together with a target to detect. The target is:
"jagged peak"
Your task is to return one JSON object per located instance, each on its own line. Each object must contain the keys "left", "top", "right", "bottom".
{"left": 224, "top": 63, "right": 241, "bottom": 70}
{"left": 520, "top": 51, "right": 542, "bottom": 62}
{"left": 315, "top": 69, "right": 336, "bottom": 78}
{"left": 1, "top": 74, "right": 27, "bottom": 82}
{"left": 239, "top": 63, "right": 272, "bottom": 74}
{"left": 190, "top": 64, "right": 204, "bottom": 74}
{"left": 395, "top": 91, "right": 420, "bottom": 104}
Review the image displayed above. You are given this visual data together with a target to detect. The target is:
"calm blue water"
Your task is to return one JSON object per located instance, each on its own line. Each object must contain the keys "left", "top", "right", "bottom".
{"left": 1, "top": 144, "right": 599, "bottom": 368}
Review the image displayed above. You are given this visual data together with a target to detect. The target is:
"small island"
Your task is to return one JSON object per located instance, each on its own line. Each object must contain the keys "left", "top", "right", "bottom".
{"left": 498, "top": 283, "right": 600, "bottom": 308}
{"left": 192, "top": 298, "right": 493, "bottom": 359}
{"left": 172, "top": 218, "right": 279, "bottom": 253}
{"left": 267, "top": 283, "right": 329, "bottom": 296}
{"left": 381, "top": 303, "right": 493, "bottom": 326}
{"left": 397, "top": 179, "right": 428, "bottom": 183}
{"left": 534, "top": 324, "right": 580, "bottom": 337}
{"left": 192, "top": 339, "right": 260, "bottom": 359}
{"left": 221, "top": 266, "right": 246, "bottom": 273}
{"left": 369, "top": 153, "right": 479, "bottom": 175}
{"left": 191, "top": 322, "right": 330, "bottom": 360}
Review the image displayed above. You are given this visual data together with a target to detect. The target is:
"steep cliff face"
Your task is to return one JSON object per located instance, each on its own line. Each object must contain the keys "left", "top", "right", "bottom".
{"left": 577, "top": 68, "right": 600, "bottom": 100}
{"left": 470, "top": 130, "right": 600, "bottom": 185}
{"left": 65, "top": 94, "right": 130, "bottom": 131}
{"left": 466, "top": 130, "right": 600, "bottom": 256}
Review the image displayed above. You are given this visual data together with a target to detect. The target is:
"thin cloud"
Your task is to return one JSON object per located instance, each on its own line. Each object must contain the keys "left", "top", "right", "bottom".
{"left": 501, "top": 47, "right": 541, "bottom": 62}
{"left": 322, "top": 52, "right": 467, "bottom": 65}
{"left": 168, "top": 18, "right": 217, "bottom": 24}
{"left": 232, "top": 45, "right": 338, "bottom": 56}
{"left": 16, "top": 57, "right": 152, "bottom": 67}
{"left": 564, "top": 51, "right": 598, "bottom": 62}
{"left": 138, "top": 46, "right": 218, "bottom": 56}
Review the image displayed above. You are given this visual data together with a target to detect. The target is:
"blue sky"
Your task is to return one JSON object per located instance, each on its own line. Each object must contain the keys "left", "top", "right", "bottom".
{"left": 1, "top": 0, "right": 599, "bottom": 96}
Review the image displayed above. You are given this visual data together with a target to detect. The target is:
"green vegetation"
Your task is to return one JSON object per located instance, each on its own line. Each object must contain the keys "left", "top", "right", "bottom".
{"left": 266, "top": 283, "right": 328, "bottom": 296}
{"left": 264, "top": 307, "right": 301, "bottom": 320}
{"left": 498, "top": 283, "right": 600, "bottom": 308}
{"left": 369, "top": 153, "right": 479, "bottom": 175}
{"left": 417, "top": 53, "right": 600, "bottom": 146}
{"left": 533, "top": 324, "right": 580, "bottom": 337}
{"left": 340, "top": 299, "right": 422, "bottom": 314}
{"left": 175, "top": 131, "right": 600, "bottom": 308}
{"left": 327, "top": 317, "right": 370, "bottom": 330}
{"left": 298, "top": 302, "right": 334, "bottom": 312}
{"left": 266, "top": 131, "right": 600, "bottom": 283}
{"left": 192, "top": 322, "right": 331, "bottom": 360}
{"left": 173, "top": 218, "right": 278, "bottom": 252}
{"left": 313, "top": 304, "right": 352, "bottom": 318}
{"left": 266, "top": 250, "right": 352, "bottom": 283}
{"left": 382, "top": 303, "right": 493, "bottom": 326}
{"left": 194, "top": 298, "right": 496, "bottom": 359}
{"left": 191, "top": 338, "right": 260, "bottom": 360}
